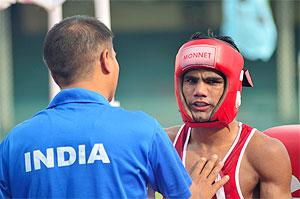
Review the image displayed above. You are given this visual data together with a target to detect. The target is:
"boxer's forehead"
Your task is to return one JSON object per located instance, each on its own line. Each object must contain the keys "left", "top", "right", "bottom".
{"left": 183, "top": 67, "right": 224, "bottom": 80}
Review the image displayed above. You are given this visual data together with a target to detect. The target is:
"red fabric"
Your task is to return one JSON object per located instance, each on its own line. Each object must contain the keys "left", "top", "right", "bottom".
{"left": 174, "top": 125, "right": 190, "bottom": 159}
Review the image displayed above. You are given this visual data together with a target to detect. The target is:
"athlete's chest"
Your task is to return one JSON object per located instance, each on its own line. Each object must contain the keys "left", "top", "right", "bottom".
{"left": 185, "top": 148, "right": 259, "bottom": 198}
{"left": 184, "top": 147, "right": 229, "bottom": 172}
{"left": 174, "top": 123, "right": 258, "bottom": 198}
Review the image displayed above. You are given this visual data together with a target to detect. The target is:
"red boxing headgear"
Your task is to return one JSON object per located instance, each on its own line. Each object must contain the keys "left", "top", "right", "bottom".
{"left": 175, "top": 38, "right": 253, "bottom": 128}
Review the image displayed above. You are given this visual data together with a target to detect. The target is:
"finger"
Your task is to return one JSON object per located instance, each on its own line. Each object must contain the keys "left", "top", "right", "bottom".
{"left": 201, "top": 154, "right": 219, "bottom": 178}
{"left": 212, "top": 175, "right": 230, "bottom": 192}
{"left": 189, "top": 157, "right": 207, "bottom": 179}
{"left": 207, "top": 160, "right": 224, "bottom": 182}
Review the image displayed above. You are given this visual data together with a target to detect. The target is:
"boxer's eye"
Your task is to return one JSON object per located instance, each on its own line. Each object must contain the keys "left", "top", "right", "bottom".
{"left": 205, "top": 77, "right": 223, "bottom": 85}
{"left": 184, "top": 76, "right": 198, "bottom": 85}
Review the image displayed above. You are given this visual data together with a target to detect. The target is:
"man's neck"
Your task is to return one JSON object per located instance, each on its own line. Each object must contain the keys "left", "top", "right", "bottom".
{"left": 190, "top": 121, "right": 239, "bottom": 147}
{"left": 62, "top": 80, "right": 111, "bottom": 101}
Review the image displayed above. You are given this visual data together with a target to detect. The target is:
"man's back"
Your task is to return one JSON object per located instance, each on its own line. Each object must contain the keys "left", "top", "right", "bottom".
{"left": 0, "top": 88, "right": 191, "bottom": 198}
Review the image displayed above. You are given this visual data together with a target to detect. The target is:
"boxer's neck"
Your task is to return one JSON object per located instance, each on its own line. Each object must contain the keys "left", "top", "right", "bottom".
{"left": 189, "top": 120, "right": 239, "bottom": 147}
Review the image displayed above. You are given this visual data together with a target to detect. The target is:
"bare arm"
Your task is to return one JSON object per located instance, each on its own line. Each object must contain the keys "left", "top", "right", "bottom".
{"left": 248, "top": 132, "right": 292, "bottom": 198}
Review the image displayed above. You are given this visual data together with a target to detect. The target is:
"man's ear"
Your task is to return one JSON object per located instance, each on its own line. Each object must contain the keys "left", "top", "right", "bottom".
{"left": 100, "top": 49, "right": 111, "bottom": 75}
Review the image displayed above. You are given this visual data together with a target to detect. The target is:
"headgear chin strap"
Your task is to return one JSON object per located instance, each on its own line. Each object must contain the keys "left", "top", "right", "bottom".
{"left": 175, "top": 38, "right": 253, "bottom": 128}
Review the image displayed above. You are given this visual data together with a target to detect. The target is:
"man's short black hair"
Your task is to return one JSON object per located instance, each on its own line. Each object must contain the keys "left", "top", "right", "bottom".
{"left": 43, "top": 15, "right": 113, "bottom": 87}
{"left": 190, "top": 31, "right": 240, "bottom": 52}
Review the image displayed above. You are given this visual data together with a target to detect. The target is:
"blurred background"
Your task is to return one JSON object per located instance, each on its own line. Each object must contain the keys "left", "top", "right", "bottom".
{"left": 0, "top": 0, "right": 299, "bottom": 139}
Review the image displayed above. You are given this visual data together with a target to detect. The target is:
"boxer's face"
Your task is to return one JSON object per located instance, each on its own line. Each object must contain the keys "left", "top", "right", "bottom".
{"left": 182, "top": 69, "right": 224, "bottom": 122}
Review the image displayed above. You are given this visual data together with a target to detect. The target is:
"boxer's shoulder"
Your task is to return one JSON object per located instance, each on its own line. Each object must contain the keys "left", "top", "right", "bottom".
{"left": 165, "top": 125, "right": 183, "bottom": 142}
{"left": 246, "top": 129, "right": 290, "bottom": 174}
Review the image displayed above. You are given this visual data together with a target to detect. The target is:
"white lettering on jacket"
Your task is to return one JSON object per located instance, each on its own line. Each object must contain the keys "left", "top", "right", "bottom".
{"left": 24, "top": 144, "right": 110, "bottom": 172}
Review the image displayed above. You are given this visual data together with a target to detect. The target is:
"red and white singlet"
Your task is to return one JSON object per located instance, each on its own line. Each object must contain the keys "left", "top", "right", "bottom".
{"left": 173, "top": 122, "right": 256, "bottom": 199}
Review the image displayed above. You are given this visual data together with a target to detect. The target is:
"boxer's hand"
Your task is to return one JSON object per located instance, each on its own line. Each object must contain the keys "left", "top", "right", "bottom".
{"left": 189, "top": 154, "right": 229, "bottom": 199}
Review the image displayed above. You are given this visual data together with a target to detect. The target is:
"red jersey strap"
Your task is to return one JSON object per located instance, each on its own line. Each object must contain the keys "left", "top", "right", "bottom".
{"left": 173, "top": 124, "right": 189, "bottom": 160}
{"left": 220, "top": 123, "right": 256, "bottom": 199}
{"left": 222, "top": 123, "right": 254, "bottom": 172}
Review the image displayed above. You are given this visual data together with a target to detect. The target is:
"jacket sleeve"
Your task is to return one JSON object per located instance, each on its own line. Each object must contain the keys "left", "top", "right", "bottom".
{"left": 147, "top": 122, "right": 191, "bottom": 199}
